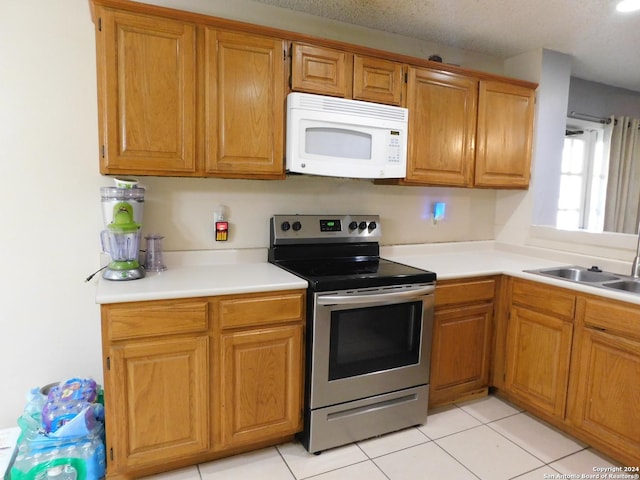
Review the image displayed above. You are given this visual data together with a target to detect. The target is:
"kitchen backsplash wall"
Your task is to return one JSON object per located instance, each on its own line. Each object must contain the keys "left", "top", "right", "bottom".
{"left": 136, "top": 176, "right": 497, "bottom": 251}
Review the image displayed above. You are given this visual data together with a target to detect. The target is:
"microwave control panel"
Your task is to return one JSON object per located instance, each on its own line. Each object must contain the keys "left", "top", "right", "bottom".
{"left": 387, "top": 130, "right": 402, "bottom": 163}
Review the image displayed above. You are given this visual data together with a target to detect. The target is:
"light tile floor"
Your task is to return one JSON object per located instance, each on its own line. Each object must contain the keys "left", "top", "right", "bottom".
{"left": 144, "top": 395, "right": 624, "bottom": 480}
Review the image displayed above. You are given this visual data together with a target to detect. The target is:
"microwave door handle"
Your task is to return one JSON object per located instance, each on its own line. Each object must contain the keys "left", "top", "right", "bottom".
{"left": 317, "top": 285, "right": 435, "bottom": 305}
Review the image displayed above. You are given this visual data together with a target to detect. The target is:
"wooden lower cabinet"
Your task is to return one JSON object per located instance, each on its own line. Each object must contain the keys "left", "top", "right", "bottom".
{"left": 430, "top": 277, "right": 496, "bottom": 407}
{"left": 502, "top": 278, "right": 575, "bottom": 419}
{"left": 496, "top": 279, "right": 640, "bottom": 467}
{"left": 220, "top": 324, "right": 303, "bottom": 448}
{"left": 567, "top": 298, "right": 640, "bottom": 466}
{"left": 100, "top": 290, "right": 305, "bottom": 479}
{"left": 109, "top": 336, "right": 210, "bottom": 469}
{"left": 504, "top": 305, "right": 573, "bottom": 418}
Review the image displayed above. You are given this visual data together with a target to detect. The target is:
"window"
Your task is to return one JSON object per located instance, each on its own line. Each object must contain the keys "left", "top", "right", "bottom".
{"left": 557, "top": 119, "right": 608, "bottom": 230}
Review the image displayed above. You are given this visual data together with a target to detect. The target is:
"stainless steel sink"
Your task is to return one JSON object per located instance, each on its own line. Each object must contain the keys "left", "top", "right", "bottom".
{"left": 527, "top": 266, "right": 620, "bottom": 283}
{"left": 525, "top": 265, "right": 640, "bottom": 296}
{"left": 602, "top": 280, "right": 640, "bottom": 293}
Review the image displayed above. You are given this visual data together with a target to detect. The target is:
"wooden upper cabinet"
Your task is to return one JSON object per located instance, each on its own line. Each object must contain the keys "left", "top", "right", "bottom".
{"left": 353, "top": 55, "right": 404, "bottom": 105}
{"left": 205, "top": 29, "right": 286, "bottom": 178}
{"left": 404, "top": 67, "right": 478, "bottom": 186}
{"left": 475, "top": 80, "right": 535, "bottom": 188}
{"left": 97, "top": 8, "right": 197, "bottom": 175}
{"left": 290, "top": 44, "right": 403, "bottom": 105}
{"left": 290, "top": 43, "right": 353, "bottom": 98}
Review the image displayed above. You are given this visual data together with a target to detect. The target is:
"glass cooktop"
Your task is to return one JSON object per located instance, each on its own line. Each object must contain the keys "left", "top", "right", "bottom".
{"left": 275, "top": 257, "right": 436, "bottom": 291}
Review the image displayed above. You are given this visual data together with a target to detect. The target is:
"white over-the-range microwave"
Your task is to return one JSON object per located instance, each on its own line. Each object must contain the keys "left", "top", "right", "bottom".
{"left": 286, "top": 92, "right": 409, "bottom": 179}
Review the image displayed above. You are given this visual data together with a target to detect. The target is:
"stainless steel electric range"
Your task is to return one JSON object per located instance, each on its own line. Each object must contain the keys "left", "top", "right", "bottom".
{"left": 268, "top": 214, "right": 437, "bottom": 453}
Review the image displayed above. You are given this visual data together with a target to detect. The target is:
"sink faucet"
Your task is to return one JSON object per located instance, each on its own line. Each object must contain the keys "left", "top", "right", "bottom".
{"left": 632, "top": 228, "right": 640, "bottom": 278}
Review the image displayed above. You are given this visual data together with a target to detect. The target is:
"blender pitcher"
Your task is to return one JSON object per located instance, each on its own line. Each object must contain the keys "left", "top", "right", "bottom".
{"left": 100, "top": 194, "right": 145, "bottom": 281}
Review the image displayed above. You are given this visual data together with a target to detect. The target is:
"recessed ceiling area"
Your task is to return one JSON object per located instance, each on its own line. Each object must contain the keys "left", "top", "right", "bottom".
{"left": 251, "top": 0, "right": 640, "bottom": 93}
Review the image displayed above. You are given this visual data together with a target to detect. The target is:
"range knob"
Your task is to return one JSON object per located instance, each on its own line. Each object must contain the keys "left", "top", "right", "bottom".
{"left": 281, "top": 221, "right": 291, "bottom": 231}
{"left": 368, "top": 221, "right": 377, "bottom": 231}
{"left": 358, "top": 221, "right": 367, "bottom": 230}
{"left": 349, "top": 221, "right": 358, "bottom": 230}
{"left": 292, "top": 221, "right": 302, "bottom": 231}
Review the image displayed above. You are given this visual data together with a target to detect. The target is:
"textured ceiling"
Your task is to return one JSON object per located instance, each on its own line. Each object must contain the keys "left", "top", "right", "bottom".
{"left": 251, "top": 0, "right": 640, "bottom": 92}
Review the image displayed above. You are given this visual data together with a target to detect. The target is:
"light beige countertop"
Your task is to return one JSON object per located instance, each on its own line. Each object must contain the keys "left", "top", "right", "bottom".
{"left": 95, "top": 249, "right": 307, "bottom": 304}
{"left": 96, "top": 241, "right": 640, "bottom": 306}
{"left": 382, "top": 241, "right": 640, "bottom": 305}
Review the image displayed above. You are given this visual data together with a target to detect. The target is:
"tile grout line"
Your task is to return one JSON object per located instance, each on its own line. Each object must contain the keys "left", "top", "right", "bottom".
{"left": 274, "top": 444, "right": 300, "bottom": 480}
{"left": 429, "top": 439, "right": 483, "bottom": 480}
{"left": 483, "top": 415, "right": 589, "bottom": 472}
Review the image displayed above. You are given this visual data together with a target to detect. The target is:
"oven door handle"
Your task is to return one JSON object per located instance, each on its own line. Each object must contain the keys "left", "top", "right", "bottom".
{"left": 317, "top": 285, "right": 435, "bottom": 305}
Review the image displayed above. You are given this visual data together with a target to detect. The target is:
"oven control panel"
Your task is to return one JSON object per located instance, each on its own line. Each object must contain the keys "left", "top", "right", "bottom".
{"left": 271, "top": 214, "right": 381, "bottom": 244}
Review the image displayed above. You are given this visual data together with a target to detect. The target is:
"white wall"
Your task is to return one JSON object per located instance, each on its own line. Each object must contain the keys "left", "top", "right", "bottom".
{"left": 0, "top": 0, "right": 504, "bottom": 428}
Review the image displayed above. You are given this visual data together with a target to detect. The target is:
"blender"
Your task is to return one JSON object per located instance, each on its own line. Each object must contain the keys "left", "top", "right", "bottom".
{"left": 100, "top": 181, "right": 145, "bottom": 280}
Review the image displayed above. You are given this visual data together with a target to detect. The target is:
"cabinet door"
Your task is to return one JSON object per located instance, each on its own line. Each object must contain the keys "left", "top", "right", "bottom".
{"left": 475, "top": 80, "right": 535, "bottom": 188}
{"left": 505, "top": 306, "right": 573, "bottom": 418}
{"left": 568, "top": 328, "right": 640, "bottom": 463}
{"left": 291, "top": 43, "right": 353, "bottom": 97}
{"left": 97, "top": 9, "right": 197, "bottom": 174}
{"left": 220, "top": 324, "right": 303, "bottom": 448}
{"left": 108, "top": 336, "right": 209, "bottom": 469}
{"left": 353, "top": 55, "right": 404, "bottom": 105}
{"left": 405, "top": 67, "right": 477, "bottom": 186}
{"left": 205, "top": 29, "right": 285, "bottom": 178}
{"left": 430, "top": 303, "right": 493, "bottom": 407}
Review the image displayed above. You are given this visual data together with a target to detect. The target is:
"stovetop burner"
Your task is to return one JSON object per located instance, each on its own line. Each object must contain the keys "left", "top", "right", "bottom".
{"left": 268, "top": 214, "right": 436, "bottom": 291}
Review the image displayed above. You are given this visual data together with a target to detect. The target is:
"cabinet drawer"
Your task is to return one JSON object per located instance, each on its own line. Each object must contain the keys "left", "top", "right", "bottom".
{"left": 511, "top": 279, "right": 575, "bottom": 321}
{"left": 216, "top": 290, "right": 305, "bottom": 329}
{"left": 583, "top": 298, "right": 640, "bottom": 340}
{"left": 103, "top": 300, "right": 209, "bottom": 341}
{"left": 435, "top": 279, "right": 495, "bottom": 307}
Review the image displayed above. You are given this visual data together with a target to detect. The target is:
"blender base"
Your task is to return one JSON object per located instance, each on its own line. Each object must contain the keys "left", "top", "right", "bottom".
{"left": 102, "top": 266, "right": 146, "bottom": 281}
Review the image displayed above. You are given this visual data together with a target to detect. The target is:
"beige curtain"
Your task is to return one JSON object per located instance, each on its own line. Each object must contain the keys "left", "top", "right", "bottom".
{"left": 603, "top": 116, "right": 640, "bottom": 233}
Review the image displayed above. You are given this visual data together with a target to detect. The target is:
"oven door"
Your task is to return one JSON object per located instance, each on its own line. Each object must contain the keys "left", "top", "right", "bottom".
{"left": 310, "top": 283, "right": 434, "bottom": 409}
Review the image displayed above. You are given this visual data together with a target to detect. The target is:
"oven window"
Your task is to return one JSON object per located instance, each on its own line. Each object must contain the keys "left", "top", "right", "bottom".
{"left": 328, "top": 301, "right": 422, "bottom": 381}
